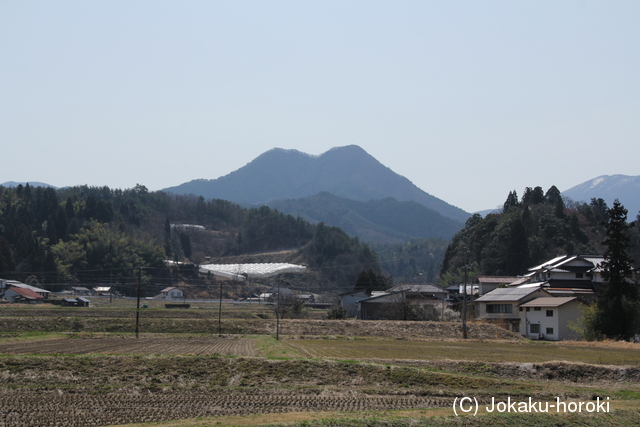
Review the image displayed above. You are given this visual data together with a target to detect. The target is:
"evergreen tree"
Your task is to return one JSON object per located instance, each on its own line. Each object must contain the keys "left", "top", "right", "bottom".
{"left": 353, "top": 269, "right": 391, "bottom": 293}
{"left": 65, "top": 197, "right": 75, "bottom": 219}
{"left": 592, "top": 200, "right": 639, "bottom": 340}
{"left": 505, "top": 217, "right": 529, "bottom": 275}
{"left": 0, "top": 236, "right": 16, "bottom": 273}
{"left": 503, "top": 190, "right": 519, "bottom": 213}
{"left": 179, "top": 232, "right": 192, "bottom": 258}
{"left": 545, "top": 185, "right": 562, "bottom": 206}
{"left": 164, "top": 217, "right": 172, "bottom": 257}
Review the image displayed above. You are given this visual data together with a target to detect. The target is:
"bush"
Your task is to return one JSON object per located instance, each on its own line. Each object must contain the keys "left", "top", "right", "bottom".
{"left": 327, "top": 305, "right": 347, "bottom": 320}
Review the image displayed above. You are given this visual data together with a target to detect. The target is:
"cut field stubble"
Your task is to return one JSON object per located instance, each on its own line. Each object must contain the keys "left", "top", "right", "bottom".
{"left": 1, "top": 306, "right": 640, "bottom": 427}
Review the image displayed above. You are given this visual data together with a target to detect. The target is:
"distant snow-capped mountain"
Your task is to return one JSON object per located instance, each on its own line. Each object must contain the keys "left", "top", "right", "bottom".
{"left": 562, "top": 175, "right": 640, "bottom": 217}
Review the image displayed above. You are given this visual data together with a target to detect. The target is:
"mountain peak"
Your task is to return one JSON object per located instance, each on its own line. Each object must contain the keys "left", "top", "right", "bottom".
{"left": 562, "top": 174, "right": 640, "bottom": 216}
{"left": 163, "top": 146, "right": 470, "bottom": 222}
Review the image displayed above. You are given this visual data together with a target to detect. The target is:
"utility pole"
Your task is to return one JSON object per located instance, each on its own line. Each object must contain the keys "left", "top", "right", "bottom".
{"left": 275, "top": 278, "right": 281, "bottom": 341}
{"left": 135, "top": 267, "right": 142, "bottom": 339}
{"left": 218, "top": 279, "right": 223, "bottom": 337}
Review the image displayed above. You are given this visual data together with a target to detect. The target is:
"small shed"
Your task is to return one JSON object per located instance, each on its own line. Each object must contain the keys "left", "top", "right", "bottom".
{"left": 77, "top": 297, "right": 90, "bottom": 307}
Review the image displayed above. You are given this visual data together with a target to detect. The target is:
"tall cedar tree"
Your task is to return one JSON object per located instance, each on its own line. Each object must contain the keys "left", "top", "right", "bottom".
{"left": 597, "top": 200, "right": 639, "bottom": 340}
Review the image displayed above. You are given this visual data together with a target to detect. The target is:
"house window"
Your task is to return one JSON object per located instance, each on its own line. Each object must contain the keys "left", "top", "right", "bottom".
{"left": 546, "top": 310, "right": 553, "bottom": 317}
{"left": 534, "top": 307, "right": 541, "bottom": 311}
{"left": 530, "top": 324, "right": 540, "bottom": 334}
{"left": 526, "top": 307, "right": 530, "bottom": 311}
{"left": 546, "top": 328, "right": 554, "bottom": 335}
{"left": 486, "top": 304, "right": 512, "bottom": 314}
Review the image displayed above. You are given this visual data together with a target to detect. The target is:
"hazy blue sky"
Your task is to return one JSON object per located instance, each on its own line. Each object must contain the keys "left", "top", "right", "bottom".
{"left": 2, "top": 1, "right": 639, "bottom": 213}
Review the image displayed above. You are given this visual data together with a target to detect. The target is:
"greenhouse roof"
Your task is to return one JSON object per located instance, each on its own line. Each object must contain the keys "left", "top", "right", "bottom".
{"left": 199, "top": 263, "right": 307, "bottom": 281}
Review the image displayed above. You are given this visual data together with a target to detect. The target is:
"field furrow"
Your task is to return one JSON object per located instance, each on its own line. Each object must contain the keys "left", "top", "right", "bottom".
{"left": 0, "top": 392, "right": 452, "bottom": 427}
{"left": 0, "top": 337, "right": 257, "bottom": 356}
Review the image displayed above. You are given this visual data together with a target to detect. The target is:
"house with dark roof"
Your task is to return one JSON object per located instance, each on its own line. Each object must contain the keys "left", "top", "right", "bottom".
{"left": 475, "top": 287, "right": 552, "bottom": 333}
{"left": 476, "top": 276, "right": 519, "bottom": 296}
{"left": 386, "top": 284, "right": 447, "bottom": 299}
{"left": 356, "top": 291, "right": 405, "bottom": 320}
{"left": 356, "top": 284, "right": 450, "bottom": 320}
{"left": 525, "top": 255, "right": 605, "bottom": 290}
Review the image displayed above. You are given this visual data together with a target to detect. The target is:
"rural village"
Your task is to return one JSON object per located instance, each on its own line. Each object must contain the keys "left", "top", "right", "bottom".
{"left": 2, "top": 1, "right": 640, "bottom": 423}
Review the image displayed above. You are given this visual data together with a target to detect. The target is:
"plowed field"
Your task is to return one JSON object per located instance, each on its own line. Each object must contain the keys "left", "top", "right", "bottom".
{"left": 1, "top": 391, "right": 453, "bottom": 427}
{"left": 0, "top": 336, "right": 256, "bottom": 356}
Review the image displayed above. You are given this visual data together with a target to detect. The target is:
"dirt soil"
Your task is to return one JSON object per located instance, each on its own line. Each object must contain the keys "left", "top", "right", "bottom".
{"left": 0, "top": 336, "right": 257, "bottom": 356}
{"left": 0, "top": 316, "right": 525, "bottom": 339}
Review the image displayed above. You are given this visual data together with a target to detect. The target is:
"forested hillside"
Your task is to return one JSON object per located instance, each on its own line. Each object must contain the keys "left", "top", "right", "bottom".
{"left": 0, "top": 184, "right": 380, "bottom": 295}
{"left": 373, "top": 238, "right": 449, "bottom": 284}
{"left": 441, "top": 185, "right": 640, "bottom": 281}
{"left": 268, "top": 192, "right": 463, "bottom": 244}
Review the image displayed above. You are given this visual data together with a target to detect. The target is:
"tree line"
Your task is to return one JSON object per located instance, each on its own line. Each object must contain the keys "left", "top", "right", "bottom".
{"left": 441, "top": 185, "right": 640, "bottom": 280}
{"left": 0, "top": 184, "right": 381, "bottom": 294}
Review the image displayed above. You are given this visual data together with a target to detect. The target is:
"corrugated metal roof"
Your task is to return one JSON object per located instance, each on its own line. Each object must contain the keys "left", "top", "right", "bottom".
{"left": 476, "top": 287, "right": 544, "bottom": 302}
{"left": 7, "top": 282, "right": 50, "bottom": 294}
{"left": 8, "top": 287, "right": 44, "bottom": 299}
{"left": 520, "top": 297, "right": 577, "bottom": 308}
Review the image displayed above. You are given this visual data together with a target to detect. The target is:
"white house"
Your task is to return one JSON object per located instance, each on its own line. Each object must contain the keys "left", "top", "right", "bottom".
{"left": 159, "top": 286, "right": 184, "bottom": 300}
{"left": 525, "top": 255, "right": 605, "bottom": 290}
{"left": 475, "top": 287, "right": 552, "bottom": 333}
{"left": 519, "top": 297, "right": 581, "bottom": 341}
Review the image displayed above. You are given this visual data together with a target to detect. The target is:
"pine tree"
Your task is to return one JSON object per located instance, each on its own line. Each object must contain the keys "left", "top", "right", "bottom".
{"left": 503, "top": 190, "right": 519, "bottom": 213}
{"left": 594, "top": 200, "right": 639, "bottom": 340}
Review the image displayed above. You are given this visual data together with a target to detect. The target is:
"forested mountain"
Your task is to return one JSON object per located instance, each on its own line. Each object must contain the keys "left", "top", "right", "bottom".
{"left": 1, "top": 181, "right": 58, "bottom": 189}
{"left": 373, "top": 238, "right": 450, "bottom": 284}
{"left": 268, "top": 192, "right": 463, "bottom": 244}
{"left": 0, "top": 184, "right": 380, "bottom": 295}
{"left": 163, "top": 145, "right": 470, "bottom": 223}
{"left": 441, "top": 185, "right": 640, "bottom": 282}
{"left": 562, "top": 175, "right": 640, "bottom": 217}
